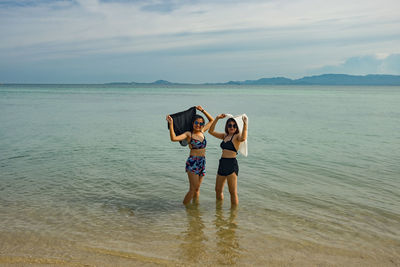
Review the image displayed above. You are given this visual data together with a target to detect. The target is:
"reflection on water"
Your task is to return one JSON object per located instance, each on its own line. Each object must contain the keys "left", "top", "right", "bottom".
{"left": 214, "top": 202, "right": 240, "bottom": 265}
{"left": 181, "top": 204, "right": 207, "bottom": 263}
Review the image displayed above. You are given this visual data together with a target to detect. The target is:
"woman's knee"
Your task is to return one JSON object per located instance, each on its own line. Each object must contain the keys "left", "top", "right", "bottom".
{"left": 215, "top": 187, "right": 224, "bottom": 199}
{"left": 215, "top": 185, "right": 223, "bottom": 194}
{"left": 188, "top": 186, "right": 198, "bottom": 193}
{"left": 228, "top": 187, "right": 237, "bottom": 196}
{"left": 190, "top": 184, "right": 200, "bottom": 193}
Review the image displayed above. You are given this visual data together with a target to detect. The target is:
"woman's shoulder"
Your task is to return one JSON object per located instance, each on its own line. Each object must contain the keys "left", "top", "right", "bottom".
{"left": 199, "top": 130, "right": 207, "bottom": 136}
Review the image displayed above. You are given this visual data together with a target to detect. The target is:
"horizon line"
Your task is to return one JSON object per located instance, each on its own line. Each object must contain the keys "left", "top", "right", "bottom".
{"left": 1, "top": 73, "right": 400, "bottom": 85}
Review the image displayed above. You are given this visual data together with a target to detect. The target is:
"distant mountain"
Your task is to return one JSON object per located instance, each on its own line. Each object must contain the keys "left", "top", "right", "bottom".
{"left": 105, "top": 74, "right": 400, "bottom": 86}
{"left": 226, "top": 77, "right": 294, "bottom": 85}
{"left": 106, "top": 80, "right": 174, "bottom": 85}
{"left": 152, "top": 80, "right": 173, "bottom": 85}
{"left": 226, "top": 74, "right": 400, "bottom": 85}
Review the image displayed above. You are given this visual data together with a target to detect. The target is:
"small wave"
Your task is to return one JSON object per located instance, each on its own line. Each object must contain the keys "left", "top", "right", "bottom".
{"left": 83, "top": 246, "right": 177, "bottom": 265}
{"left": 5, "top": 155, "right": 29, "bottom": 160}
{"left": 0, "top": 256, "right": 86, "bottom": 266}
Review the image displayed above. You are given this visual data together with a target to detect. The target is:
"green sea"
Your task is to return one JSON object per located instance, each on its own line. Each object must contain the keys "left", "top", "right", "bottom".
{"left": 0, "top": 84, "right": 399, "bottom": 266}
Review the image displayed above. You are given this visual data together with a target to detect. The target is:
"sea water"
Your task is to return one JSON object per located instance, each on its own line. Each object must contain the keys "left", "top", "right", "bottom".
{"left": 0, "top": 84, "right": 399, "bottom": 266}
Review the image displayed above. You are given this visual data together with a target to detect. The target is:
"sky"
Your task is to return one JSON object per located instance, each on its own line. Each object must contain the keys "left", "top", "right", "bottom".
{"left": 1, "top": 0, "right": 400, "bottom": 83}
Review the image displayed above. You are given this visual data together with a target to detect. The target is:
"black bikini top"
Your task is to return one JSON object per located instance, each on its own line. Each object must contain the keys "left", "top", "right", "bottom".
{"left": 220, "top": 134, "right": 237, "bottom": 153}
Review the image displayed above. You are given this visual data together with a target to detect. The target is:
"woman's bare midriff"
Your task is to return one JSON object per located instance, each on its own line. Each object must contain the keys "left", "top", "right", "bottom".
{"left": 190, "top": 148, "right": 206, "bottom": 157}
{"left": 221, "top": 149, "right": 237, "bottom": 158}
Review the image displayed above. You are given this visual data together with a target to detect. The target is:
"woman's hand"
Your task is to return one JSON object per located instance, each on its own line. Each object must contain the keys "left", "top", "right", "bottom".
{"left": 196, "top": 105, "right": 204, "bottom": 112}
{"left": 217, "top": 114, "right": 226, "bottom": 119}
{"left": 166, "top": 115, "right": 173, "bottom": 124}
{"left": 242, "top": 115, "right": 248, "bottom": 125}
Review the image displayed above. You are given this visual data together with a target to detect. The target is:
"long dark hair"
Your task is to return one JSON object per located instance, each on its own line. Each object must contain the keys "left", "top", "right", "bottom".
{"left": 190, "top": 114, "right": 205, "bottom": 132}
{"left": 225, "top": 118, "right": 239, "bottom": 135}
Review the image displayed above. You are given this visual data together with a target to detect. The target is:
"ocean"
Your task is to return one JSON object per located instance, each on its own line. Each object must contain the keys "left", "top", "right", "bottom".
{"left": 0, "top": 84, "right": 399, "bottom": 266}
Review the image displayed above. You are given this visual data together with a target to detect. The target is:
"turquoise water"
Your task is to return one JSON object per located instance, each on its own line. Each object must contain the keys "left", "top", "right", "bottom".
{"left": 0, "top": 84, "right": 399, "bottom": 265}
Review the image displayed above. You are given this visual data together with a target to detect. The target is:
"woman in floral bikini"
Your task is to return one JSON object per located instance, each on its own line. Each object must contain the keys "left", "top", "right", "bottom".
{"left": 166, "top": 106, "right": 214, "bottom": 204}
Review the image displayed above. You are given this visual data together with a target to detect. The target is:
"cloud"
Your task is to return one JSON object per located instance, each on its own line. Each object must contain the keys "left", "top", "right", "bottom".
{"left": 381, "top": 54, "right": 400, "bottom": 73}
{"left": 1, "top": 0, "right": 400, "bottom": 82}
{"left": 312, "top": 54, "right": 400, "bottom": 75}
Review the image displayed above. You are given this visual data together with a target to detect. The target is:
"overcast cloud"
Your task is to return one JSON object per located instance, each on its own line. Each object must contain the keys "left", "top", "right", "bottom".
{"left": 1, "top": 0, "right": 399, "bottom": 83}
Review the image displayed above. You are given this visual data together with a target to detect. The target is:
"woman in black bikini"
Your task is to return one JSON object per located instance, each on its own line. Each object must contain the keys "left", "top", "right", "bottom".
{"left": 166, "top": 106, "right": 214, "bottom": 205}
{"left": 209, "top": 114, "right": 248, "bottom": 205}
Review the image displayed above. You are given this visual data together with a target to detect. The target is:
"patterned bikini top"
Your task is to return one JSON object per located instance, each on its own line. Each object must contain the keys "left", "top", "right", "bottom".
{"left": 190, "top": 133, "right": 207, "bottom": 149}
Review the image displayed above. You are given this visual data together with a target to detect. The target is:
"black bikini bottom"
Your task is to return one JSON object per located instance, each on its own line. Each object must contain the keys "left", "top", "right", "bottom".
{"left": 217, "top": 158, "right": 239, "bottom": 176}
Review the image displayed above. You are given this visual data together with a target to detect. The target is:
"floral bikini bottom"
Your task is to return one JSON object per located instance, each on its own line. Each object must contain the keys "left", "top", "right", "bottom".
{"left": 185, "top": 156, "right": 206, "bottom": 176}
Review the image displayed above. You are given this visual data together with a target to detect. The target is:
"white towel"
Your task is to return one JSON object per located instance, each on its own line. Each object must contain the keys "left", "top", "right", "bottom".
{"left": 225, "top": 114, "right": 248, "bottom": 157}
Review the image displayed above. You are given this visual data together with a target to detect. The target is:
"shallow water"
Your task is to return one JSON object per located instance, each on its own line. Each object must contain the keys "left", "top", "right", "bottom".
{"left": 1, "top": 84, "right": 399, "bottom": 266}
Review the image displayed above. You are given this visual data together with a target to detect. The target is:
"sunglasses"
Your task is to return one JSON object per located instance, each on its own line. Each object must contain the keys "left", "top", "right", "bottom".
{"left": 228, "top": 123, "right": 237, "bottom": 129}
{"left": 194, "top": 121, "right": 205, "bottom": 126}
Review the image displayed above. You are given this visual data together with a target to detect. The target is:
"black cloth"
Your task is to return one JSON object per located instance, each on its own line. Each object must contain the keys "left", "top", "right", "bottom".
{"left": 168, "top": 107, "right": 196, "bottom": 146}
{"left": 217, "top": 158, "right": 239, "bottom": 176}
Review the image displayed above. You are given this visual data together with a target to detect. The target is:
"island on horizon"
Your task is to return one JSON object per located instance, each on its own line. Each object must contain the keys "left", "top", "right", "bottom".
{"left": 105, "top": 74, "right": 400, "bottom": 86}
{"left": 2, "top": 74, "right": 400, "bottom": 86}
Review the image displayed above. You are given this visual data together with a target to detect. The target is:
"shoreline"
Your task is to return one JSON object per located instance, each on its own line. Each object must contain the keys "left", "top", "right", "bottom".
{"left": 1, "top": 229, "right": 399, "bottom": 266}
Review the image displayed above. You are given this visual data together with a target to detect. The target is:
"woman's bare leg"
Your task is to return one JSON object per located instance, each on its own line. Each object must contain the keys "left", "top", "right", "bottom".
{"left": 193, "top": 175, "right": 204, "bottom": 203}
{"left": 215, "top": 175, "right": 227, "bottom": 201}
{"left": 226, "top": 173, "right": 238, "bottom": 206}
{"left": 183, "top": 171, "right": 201, "bottom": 205}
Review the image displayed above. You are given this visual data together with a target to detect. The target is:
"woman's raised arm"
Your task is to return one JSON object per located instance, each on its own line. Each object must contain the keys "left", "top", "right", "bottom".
{"left": 238, "top": 115, "right": 248, "bottom": 142}
{"left": 166, "top": 115, "right": 190, "bottom": 142}
{"left": 196, "top": 105, "right": 214, "bottom": 132}
{"left": 208, "top": 114, "right": 226, "bottom": 139}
